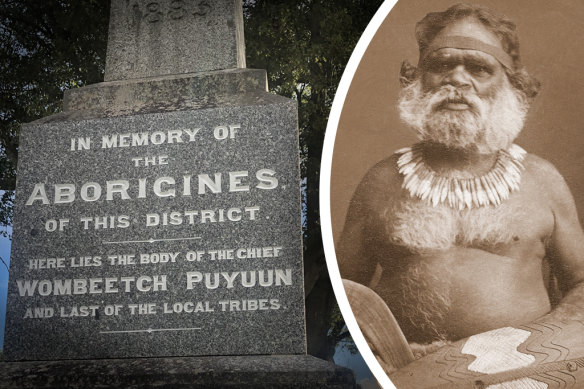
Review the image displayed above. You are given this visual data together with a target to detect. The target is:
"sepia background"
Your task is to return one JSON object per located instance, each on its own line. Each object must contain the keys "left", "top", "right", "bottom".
{"left": 330, "top": 0, "right": 584, "bottom": 240}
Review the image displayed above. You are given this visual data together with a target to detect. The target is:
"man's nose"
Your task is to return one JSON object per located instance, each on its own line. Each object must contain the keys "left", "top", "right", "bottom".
{"left": 442, "top": 65, "right": 472, "bottom": 88}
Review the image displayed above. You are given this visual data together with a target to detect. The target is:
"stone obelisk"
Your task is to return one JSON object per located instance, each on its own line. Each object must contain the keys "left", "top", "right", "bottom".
{"left": 1, "top": 0, "right": 355, "bottom": 387}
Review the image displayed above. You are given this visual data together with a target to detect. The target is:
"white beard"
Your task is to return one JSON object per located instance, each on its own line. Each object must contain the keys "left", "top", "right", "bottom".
{"left": 398, "top": 78, "right": 528, "bottom": 154}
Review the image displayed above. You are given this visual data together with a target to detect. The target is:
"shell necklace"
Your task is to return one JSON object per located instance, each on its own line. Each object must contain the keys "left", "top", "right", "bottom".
{"left": 395, "top": 143, "right": 526, "bottom": 210}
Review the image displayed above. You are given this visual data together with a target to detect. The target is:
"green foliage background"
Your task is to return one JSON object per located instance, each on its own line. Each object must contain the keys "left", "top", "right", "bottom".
{"left": 0, "top": 0, "right": 383, "bottom": 359}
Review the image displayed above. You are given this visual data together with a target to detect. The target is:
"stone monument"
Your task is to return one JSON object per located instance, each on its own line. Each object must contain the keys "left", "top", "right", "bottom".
{"left": 1, "top": 0, "right": 355, "bottom": 387}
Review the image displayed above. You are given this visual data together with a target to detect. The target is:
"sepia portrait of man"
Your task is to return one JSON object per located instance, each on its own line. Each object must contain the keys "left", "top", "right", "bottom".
{"left": 329, "top": 1, "right": 584, "bottom": 386}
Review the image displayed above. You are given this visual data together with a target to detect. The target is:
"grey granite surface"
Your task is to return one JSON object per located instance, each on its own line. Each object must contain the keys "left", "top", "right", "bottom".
{"left": 105, "top": 0, "right": 246, "bottom": 81}
{"left": 5, "top": 0, "right": 309, "bottom": 366}
{"left": 0, "top": 355, "right": 357, "bottom": 388}
{"left": 64, "top": 69, "right": 267, "bottom": 114}
{"left": 5, "top": 95, "right": 305, "bottom": 360}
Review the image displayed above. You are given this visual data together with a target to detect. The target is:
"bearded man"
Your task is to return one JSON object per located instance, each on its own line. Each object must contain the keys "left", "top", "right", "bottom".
{"left": 338, "top": 4, "right": 584, "bottom": 385}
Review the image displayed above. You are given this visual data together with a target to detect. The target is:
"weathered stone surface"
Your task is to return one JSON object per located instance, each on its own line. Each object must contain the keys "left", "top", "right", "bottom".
{"left": 0, "top": 355, "right": 357, "bottom": 388}
{"left": 64, "top": 69, "right": 267, "bottom": 114}
{"left": 4, "top": 91, "right": 305, "bottom": 360}
{"left": 4, "top": 0, "right": 310, "bottom": 372}
{"left": 105, "top": 0, "right": 246, "bottom": 81}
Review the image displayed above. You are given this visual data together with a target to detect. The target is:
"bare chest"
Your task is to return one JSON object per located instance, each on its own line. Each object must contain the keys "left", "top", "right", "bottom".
{"left": 384, "top": 193, "right": 553, "bottom": 257}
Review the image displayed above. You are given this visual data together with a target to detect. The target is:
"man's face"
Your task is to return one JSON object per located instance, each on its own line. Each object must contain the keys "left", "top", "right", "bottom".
{"left": 420, "top": 18, "right": 508, "bottom": 101}
{"left": 397, "top": 17, "right": 528, "bottom": 154}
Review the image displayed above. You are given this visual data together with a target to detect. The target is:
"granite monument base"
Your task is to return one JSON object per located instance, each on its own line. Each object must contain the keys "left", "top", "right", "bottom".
{"left": 0, "top": 355, "right": 356, "bottom": 388}
{"left": 6, "top": 67, "right": 306, "bottom": 360}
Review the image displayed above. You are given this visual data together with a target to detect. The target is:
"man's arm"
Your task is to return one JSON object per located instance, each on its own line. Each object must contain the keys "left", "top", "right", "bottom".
{"left": 337, "top": 157, "right": 400, "bottom": 287}
{"left": 542, "top": 157, "right": 584, "bottom": 321}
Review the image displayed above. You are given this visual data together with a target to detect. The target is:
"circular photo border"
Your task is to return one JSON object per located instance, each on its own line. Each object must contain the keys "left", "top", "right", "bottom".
{"left": 321, "top": 1, "right": 584, "bottom": 387}
{"left": 321, "top": 1, "right": 398, "bottom": 387}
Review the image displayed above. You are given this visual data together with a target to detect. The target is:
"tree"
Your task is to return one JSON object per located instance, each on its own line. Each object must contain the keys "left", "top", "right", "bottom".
{"left": 0, "top": 0, "right": 383, "bottom": 360}
{"left": 243, "top": 0, "right": 383, "bottom": 359}
{"left": 0, "top": 0, "right": 109, "bottom": 234}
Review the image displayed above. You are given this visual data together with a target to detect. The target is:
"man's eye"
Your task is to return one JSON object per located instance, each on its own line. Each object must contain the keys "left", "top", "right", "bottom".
{"left": 467, "top": 63, "right": 492, "bottom": 75}
{"left": 425, "top": 60, "right": 453, "bottom": 72}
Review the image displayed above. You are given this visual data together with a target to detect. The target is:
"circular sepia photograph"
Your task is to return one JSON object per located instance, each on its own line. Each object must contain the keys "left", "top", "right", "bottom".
{"left": 322, "top": 0, "right": 584, "bottom": 387}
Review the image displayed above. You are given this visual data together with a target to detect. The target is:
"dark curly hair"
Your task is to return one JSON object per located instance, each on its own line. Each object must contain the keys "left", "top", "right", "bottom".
{"left": 400, "top": 3, "right": 540, "bottom": 99}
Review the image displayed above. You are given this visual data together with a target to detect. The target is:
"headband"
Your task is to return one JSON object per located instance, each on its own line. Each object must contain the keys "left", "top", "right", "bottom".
{"left": 419, "top": 35, "right": 514, "bottom": 70}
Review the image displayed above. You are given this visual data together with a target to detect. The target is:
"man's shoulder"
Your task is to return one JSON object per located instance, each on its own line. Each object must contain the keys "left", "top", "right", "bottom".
{"left": 346, "top": 152, "right": 405, "bottom": 212}
{"left": 356, "top": 154, "right": 403, "bottom": 195}
{"left": 363, "top": 154, "right": 400, "bottom": 181}
{"left": 522, "top": 151, "right": 573, "bottom": 203}
{"left": 523, "top": 152, "right": 558, "bottom": 172}
{"left": 523, "top": 152, "right": 565, "bottom": 183}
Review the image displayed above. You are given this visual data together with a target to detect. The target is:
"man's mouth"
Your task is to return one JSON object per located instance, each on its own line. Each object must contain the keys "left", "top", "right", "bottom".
{"left": 436, "top": 98, "right": 471, "bottom": 111}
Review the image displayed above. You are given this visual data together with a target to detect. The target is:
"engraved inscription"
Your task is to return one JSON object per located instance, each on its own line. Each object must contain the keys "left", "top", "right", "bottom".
{"left": 193, "top": 0, "right": 211, "bottom": 17}
{"left": 127, "top": 0, "right": 212, "bottom": 23}
{"left": 145, "top": 2, "right": 163, "bottom": 23}
{"left": 169, "top": 0, "right": 186, "bottom": 20}
{"left": 7, "top": 113, "right": 303, "bottom": 359}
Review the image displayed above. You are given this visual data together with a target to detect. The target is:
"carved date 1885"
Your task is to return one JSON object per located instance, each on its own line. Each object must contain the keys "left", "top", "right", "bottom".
{"left": 130, "top": 0, "right": 212, "bottom": 23}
